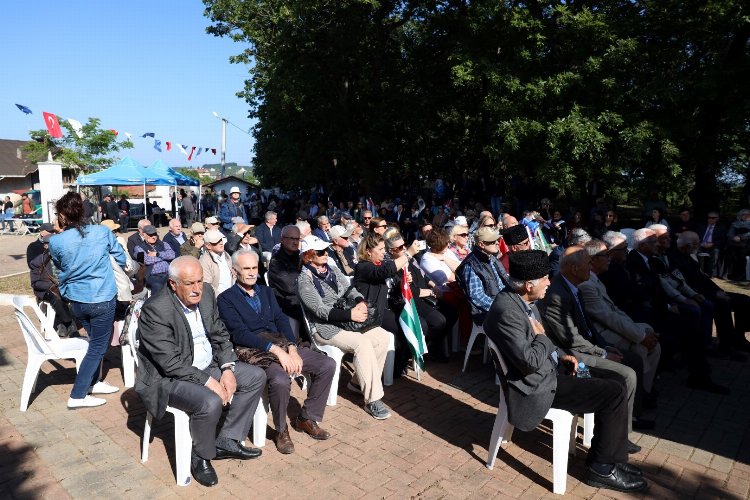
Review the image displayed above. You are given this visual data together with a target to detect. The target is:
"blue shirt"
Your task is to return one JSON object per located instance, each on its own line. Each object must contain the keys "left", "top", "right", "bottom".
{"left": 49, "top": 225, "right": 126, "bottom": 303}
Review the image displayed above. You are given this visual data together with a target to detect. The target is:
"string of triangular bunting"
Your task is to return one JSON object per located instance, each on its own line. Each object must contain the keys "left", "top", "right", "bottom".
{"left": 14, "top": 103, "right": 217, "bottom": 161}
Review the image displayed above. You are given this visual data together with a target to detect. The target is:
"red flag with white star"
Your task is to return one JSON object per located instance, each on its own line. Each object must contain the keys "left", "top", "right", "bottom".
{"left": 43, "top": 112, "right": 63, "bottom": 138}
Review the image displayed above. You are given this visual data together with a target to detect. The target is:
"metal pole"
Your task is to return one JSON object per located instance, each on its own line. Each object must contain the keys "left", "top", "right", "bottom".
{"left": 220, "top": 118, "right": 227, "bottom": 178}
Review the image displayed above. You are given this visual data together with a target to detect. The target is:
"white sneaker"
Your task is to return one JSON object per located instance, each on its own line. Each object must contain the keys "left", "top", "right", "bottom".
{"left": 67, "top": 395, "right": 106, "bottom": 409}
{"left": 89, "top": 381, "right": 120, "bottom": 394}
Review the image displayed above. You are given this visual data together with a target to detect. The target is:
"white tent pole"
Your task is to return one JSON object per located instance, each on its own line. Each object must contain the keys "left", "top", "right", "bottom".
{"left": 143, "top": 181, "right": 147, "bottom": 220}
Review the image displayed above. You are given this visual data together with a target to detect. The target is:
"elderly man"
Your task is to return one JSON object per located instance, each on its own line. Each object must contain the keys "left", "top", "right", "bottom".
{"left": 133, "top": 225, "right": 176, "bottom": 294}
{"left": 218, "top": 250, "right": 336, "bottom": 454}
{"left": 696, "top": 211, "right": 726, "bottom": 277}
{"left": 361, "top": 210, "right": 374, "bottom": 235}
{"left": 127, "top": 219, "right": 151, "bottom": 259}
{"left": 255, "top": 211, "right": 282, "bottom": 263}
{"left": 627, "top": 228, "right": 728, "bottom": 394}
{"left": 199, "top": 229, "right": 234, "bottom": 295}
{"left": 671, "top": 231, "right": 750, "bottom": 357}
{"left": 312, "top": 215, "right": 331, "bottom": 242}
{"left": 549, "top": 228, "right": 592, "bottom": 278}
{"left": 218, "top": 186, "right": 247, "bottom": 233}
{"left": 539, "top": 246, "right": 651, "bottom": 438}
{"left": 163, "top": 218, "right": 188, "bottom": 256}
{"left": 180, "top": 222, "right": 206, "bottom": 258}
{"left": 268, "top": 225, "right": 304, "bottom": 323}
{"left": 327, "top": 225, "right": 356, "bottom": 276}
{"left": 483, "top": 251, "right": 646, "bottom": 493}
{"left": 456, "top": 226, "right": 508, "bottom": 325}
{"left": 580, "top": 240, "right": 661, "bottom": 405}
{"left": 136, "top": 256, "right": 265, "bottom": 487}
{"left": 204, "top": 216, "right": 221, "bottom": 232}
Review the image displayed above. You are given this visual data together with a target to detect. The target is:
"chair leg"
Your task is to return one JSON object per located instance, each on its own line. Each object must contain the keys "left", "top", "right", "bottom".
{"left": 486, "top": 402, "right": 513, "bottom": 469}
{"left": 552, "top": 412, "right": 575, "bottom": 495}
{"left": 583, "top": 413, "right": 594, "bottom": 448}
{"left": 20, "top": 357, "right": 44, "bottom": 412}
{"left": 171, "top": 410, "right": 192, "bottom": 486}
{"left": 252, "top": 392, "right": 268, "bottom": 448}
{"left": 141, "top": 413, "right": 154, "bottom": 463}
{"left": 462, "top": 330, "right": 482, "bottom": 372}
{"left": 122, "top": 346, "right": 135, "bottom": 388}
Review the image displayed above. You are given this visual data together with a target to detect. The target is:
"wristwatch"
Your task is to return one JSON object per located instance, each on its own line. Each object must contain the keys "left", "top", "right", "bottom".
{"left": 221, "top": 364, "right": 235, "bottom": 373}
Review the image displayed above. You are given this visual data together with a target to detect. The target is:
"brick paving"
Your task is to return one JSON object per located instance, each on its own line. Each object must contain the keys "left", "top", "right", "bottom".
{"left": 1, "top": 298, "right": 750, "bottom": 499}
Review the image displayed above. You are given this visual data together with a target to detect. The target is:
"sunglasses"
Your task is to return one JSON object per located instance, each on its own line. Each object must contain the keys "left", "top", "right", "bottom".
{"left": 363, "top": 217, "right": 372, "bottom": 220}
{"left": 377, "top": 224, "right": 387, "bottom": 228}
{"left": 483, "top": 224, "right": 495, "bottom": 228}
{"left": 390, "top": 244, "right": 405, "bottom": 251}
{"left": 482, "top": 239, "right": 499, "bottom": 245}
{"left": 708, "top": 216, "right": 718, "bottom": 219}
{"left": 456, "top": 233, "right": 468, "bottom": 237}
{"left": 314, "top": 249, "right": 327, "bottom": 256}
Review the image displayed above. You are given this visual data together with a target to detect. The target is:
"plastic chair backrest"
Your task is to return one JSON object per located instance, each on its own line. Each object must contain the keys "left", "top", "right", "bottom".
{"left": 620, "top": 228, "right": 635, "bottom": 250}
{"left": 486, "top": 338, "right": 510, "bottom": 376}
{"left": 128, "top": 298, "right": 146, "bottom": 367}
{"left": 13, "top": 297, "right": 55, "bottom": 357}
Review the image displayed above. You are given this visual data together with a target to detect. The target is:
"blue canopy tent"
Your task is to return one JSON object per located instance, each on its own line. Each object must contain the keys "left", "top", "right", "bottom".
{"left": 75, "top": 157, "right": 174, "bottom": 222}
{"left": 146, "top": 159, "right": 200, "bottom": 218}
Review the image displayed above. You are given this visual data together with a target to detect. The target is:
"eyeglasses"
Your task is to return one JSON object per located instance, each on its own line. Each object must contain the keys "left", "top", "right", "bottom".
{"left": 390, "top": 244, "right": 405, "bottom": 251}
{"left": 707, "top": 216, "right": 718, "bottom": 219}
{"left": 283, "top": 236, "right": 300, "bottom": 241}
{"left": 456, "top": 233, "right": 468, "bottom": 237}
{"left": 314, "top": 249, "right": 327, "bottom": 256}
{"left": 340, "top": 236, "right": 349, "bottom": 240}
{"left": 482, "top": 240, "right": 499, "bottom": 245}
{"left": 483, "top": 224, "right": 495, "bottom": 228}
{"left": 377, "top": 224, "right": 387, "bottom": 228}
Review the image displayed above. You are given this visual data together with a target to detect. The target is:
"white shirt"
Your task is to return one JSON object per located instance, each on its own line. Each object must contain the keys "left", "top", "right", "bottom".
{"left": 420, "top": 252, "right": 454, "bottom": 292}
{"left": 177, "top": 300, "right": 213, "bottom": 370}
{"left": 216, "top": 252, "right": 233, "bottom": 295}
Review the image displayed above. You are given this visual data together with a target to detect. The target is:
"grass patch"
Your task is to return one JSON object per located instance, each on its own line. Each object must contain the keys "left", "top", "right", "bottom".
{"left": 0, "top": 273, "right": 33, "bottom": 296}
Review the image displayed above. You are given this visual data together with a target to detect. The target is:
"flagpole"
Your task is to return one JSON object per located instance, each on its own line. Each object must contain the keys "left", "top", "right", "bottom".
{"left": 212, "top": 112, "right": 227, "bottom": 179}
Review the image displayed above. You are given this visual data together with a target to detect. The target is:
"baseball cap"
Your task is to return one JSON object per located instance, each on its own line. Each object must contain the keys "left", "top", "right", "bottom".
{"left": 476, "top": 226, "right": 500, "bottom": 243}
{"left": 143, "top": 225, "right": 158, "bottom": 236}
{"left": 191, "top": 222, "right": 206, "bottom": 234}
{"left": 204, "top": 216, "right": 219, "bottom": 225}
{"left": 328, "top": 225, "right": 353, "bottom": 240}
{"left": 39, "top": 223, "right": 56, "bottom": 233}
{"left": 453, "top": 216, "right": 468, "bottom": 226}
{"left": 204, "top": 229, "right": 226, "bottom": 244}
{"left": 300, "top": 235, "right": 330, "bottom": 252}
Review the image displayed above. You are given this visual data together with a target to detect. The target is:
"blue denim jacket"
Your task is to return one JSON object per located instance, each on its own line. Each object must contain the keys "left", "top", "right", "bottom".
{"left": 49, "top": 224, "right": 126, "bottom": 303}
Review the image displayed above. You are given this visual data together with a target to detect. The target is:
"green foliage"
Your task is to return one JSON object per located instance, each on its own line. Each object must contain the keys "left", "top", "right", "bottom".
{"left": 204, "top": 0, "right": 750, "bottom": 212}
{"left": 23, "top": 117, "right": 134, "bottom": 171}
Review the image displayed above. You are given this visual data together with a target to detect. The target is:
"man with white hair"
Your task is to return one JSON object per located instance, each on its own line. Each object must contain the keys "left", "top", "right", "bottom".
{"left": 627, "top": 228, "right": 728, "bottom": 394}
{"left": 312, "top": 215, "right": 331, "bottom": 242}
{"left": 127, "top": 219, "right": 151, "bottom": 259}
{"left": 256, "top": 211, "right": 282, "bottom": 256}
{"left": 548, "top": 228, "right": 592, "bottom": 278}
{"left": 580, "top": 239, "right": 661, "bottom": 407}
{"left": 327, "top": 225, "right": 356, "bottom": 276}
{"left": 268, "top": 225, "right": 304, "bottom": 323}
{"left": 200, "top": 229, "right": 234, "bottom": 295}
{"left": 163, "top": 218, "right": 188, "bottom": 256}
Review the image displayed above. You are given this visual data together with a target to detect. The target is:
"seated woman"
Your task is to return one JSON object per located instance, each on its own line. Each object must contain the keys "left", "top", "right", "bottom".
{"left": 368, "top": 217, "right": 388, "bottom": 236}
{"left": 354, "top": 233, "right": 410, "bottom": 376}
{"left": 645, "top": 207, "right": 670, "bottom": 231}
{"left": 448, "top": 223, "right": 470, "bottom": 262}
{"left": 297, "top": 235, "right": 393, "bottom": 420}
{"left": 385, "top": 231, "right": 453, "bottom": 362}
{"left": 419, "top": 228, "right": 472, "bottom": 343}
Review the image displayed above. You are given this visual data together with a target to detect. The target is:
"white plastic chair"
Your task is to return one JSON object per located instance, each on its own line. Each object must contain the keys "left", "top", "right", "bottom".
{"left": 301, "top": 307, "right": 344, "bottom": 406}
{"left": 38, "top": 300, "right": 57, "bottom": 339}
{"left": 462, "top": 323, "right": 490, "bottom": 372}
{"left": 142, "top": 406, "right": 192, "bottom": 486}
{"left": 12, "top": 295, "right": 89, "bottom": 412}
{"left": 485, "top": 338, "right": 593, "bottom": 495}
{"left": 121, "top": 299, "right": 145, "bottom": 388}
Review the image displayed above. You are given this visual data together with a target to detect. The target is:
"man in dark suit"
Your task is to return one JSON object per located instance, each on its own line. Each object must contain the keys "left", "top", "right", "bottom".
{"left": 695, "top": 211, "right": 726, "bottom": 277}
{"left": 218, "top": 249, "right": 336, "bottom": 455}
{"left": 163, "top": 218, "right": 188, "bottom": 256}
{"left": 538, "top": 246, "right": 651, "bottom": 437}
{"left": 127, "top": 219, "right": 151, "bottom": 260}
{"left": 136, "top": 256, "right": 266, "bottom": 487}
{"left": 255, "top": 210, "right": 282, "bottom": 255}
{"left": 484, "top": 251, "right": 646, "bottom": 492}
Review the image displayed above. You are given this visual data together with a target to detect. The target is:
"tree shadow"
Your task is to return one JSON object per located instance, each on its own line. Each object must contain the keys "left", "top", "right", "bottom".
{"left": 0, "top": 442, "right": 57, "bottom": 499}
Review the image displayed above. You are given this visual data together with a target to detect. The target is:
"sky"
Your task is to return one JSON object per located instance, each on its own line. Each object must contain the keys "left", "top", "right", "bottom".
{"left": 0, "top": 1, "right": 255, "bottom": 170}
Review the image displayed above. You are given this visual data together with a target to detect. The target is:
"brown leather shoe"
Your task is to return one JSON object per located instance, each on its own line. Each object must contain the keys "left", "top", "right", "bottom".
{"left": 292, "top": 416, "right": 331, "bottom": 440}
{"left": 275, "top": 428, "right": 295, "bottom": 454}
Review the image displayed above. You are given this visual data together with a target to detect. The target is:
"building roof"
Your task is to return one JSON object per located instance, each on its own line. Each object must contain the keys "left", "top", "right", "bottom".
{"left": 0, "top": 139, "right": 37, "bottom": 178}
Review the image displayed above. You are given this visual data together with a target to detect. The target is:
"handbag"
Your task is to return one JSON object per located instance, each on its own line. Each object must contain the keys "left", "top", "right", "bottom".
{"left": 234, "top": 331, "right": 296, "bottom": 368}
{"left": 333, "top": 285, "right": 382, "bottom": 333}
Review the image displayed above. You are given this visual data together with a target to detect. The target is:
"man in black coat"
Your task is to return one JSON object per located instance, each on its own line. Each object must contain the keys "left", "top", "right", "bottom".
{"left": 136, "top": 256, "right": 265, "bottom": 487}
{"left": 695, "top": 211, "right": 726, "bottom": 277}
{"left": 484, "top": 251, "right": 645, "bottom": 493}
{"left": 267, "top": 225, "right": 303, "bottom": 323}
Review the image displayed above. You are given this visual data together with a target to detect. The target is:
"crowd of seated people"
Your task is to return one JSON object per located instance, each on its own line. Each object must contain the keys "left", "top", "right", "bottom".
{"left": 28, "top": 185, "right": 750, "bottom": 492}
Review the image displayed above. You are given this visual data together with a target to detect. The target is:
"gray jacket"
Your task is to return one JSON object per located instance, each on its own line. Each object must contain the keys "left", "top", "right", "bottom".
{"left": 297, "top": 265, "right": 363, "bottom": 340}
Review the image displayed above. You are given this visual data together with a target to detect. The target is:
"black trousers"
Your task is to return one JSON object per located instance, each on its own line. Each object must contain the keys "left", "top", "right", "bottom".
{"left": 167, "top": 362, "right": 266, "bottom": 460}
{"left": 713, "top": 292, "right": 750, "bottom": 349}
{"left": 552, "top": 375, "right": 628, "bottom": 465}
{"left": 41, "top": 290, "right": 74, "bottom": 328}
{"left": 264, "top": 347, "right": 336, "bottom": 432}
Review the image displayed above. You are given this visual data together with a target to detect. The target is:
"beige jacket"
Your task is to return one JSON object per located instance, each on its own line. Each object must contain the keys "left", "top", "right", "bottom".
{"left": 199, "top": 250, "right": 233, "bottom": 295}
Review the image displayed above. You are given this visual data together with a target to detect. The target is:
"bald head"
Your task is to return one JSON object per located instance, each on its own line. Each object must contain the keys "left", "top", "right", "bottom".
{"left": 502, "top": 214, "right": 518, "bottom": 228}
{"left": 559, "top": 245, "right": 591, "bottom": 285}
{"left": 168, "top": 256, "right": 204, "bottom": 306}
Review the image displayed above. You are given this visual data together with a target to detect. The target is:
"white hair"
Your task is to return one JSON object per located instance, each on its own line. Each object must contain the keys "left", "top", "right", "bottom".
{"left": 294, "top": 220, "right": 310, "bottom": 233}
{"left": 649, "top": 223, "right": 668, "bottom": 234}
{"left": 507, "top": 277, "right": 541, "bottom": 293}
{"left": 584, "top": 239, "right": 607, "bottom": 256}
{"left": 602, "top": 231, "right": 627, "bottom": 249}
{"left": 317, "top": 215, "right": 329, "bottom": 224}
{"left": 568, "top": 228, "right": 591, "bottom": 246}
{"left": 168, "top": 256, "right": 201, "bottom": 282}
{"left": 676, "top": 231, "right": 699, "bottom": 248}
{"left": 265, "top": 211, "right": 277, "bottom": 222}
{"left": 632, "top": 228, "right": 655, "bottom": 248}
{"left": 231, "top": 248, "right": 258, "bottom": 268}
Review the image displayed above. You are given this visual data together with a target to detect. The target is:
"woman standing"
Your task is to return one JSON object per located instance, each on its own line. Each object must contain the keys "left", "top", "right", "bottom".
{"left": 49, "top": 192, "right": 126, "bottom": 408}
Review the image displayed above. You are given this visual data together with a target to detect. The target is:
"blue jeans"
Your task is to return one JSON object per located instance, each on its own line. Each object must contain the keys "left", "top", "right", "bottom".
{"left": 69, "top": 296, "right": 116, "bottom": 398}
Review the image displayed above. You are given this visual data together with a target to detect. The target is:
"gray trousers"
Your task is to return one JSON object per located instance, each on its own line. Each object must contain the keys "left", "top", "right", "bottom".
{"left": 168, "top": 362, "right": 266, "bottom": 459}
{"left": 589, "top": 351, "right": 641, "bottom": 434}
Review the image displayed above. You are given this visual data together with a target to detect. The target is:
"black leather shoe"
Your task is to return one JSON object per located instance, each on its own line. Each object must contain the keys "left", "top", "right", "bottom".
{"left": 627, "top": 440, "right": 642, "bottom": 454}
{"left": 214, "top": 439, "right": 262, "bottom": 460}
{"left": 617, "top": 462, "right": 643, "bottom": 476}
{"left": 586, "top": 465, "right": 647, "bottom": 492}
{"left": 190, "top": 456, "right": 218, "bottom": 487}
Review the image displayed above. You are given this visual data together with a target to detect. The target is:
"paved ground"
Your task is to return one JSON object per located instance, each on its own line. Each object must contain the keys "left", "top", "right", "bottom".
{"left": 1, "top": 294, "right": 750, "bottom": 500}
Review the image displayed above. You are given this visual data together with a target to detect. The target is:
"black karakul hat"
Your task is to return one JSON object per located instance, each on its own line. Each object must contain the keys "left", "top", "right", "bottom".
{"left": 508, "top": 250, "right": 550, "bottom": 281}
{"left": 501, "top": 224, "right": 530, "bottom": 245}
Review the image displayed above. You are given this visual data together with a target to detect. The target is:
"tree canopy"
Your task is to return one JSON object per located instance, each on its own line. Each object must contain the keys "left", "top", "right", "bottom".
{"left": 204, "top": 0, "right": 750, "bottom": 214}
{"left": 23, "top": 117, "right": 134, "bottom": 172}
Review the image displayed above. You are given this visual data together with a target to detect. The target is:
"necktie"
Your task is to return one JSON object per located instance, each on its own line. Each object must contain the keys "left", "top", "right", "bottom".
{"left": 703, "top": 225, "right": 714, "bottom": 244}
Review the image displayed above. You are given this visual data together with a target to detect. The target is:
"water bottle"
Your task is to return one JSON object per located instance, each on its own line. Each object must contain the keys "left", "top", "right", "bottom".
{"left": 576, "top": 362, "right": 591, "bottom": 379}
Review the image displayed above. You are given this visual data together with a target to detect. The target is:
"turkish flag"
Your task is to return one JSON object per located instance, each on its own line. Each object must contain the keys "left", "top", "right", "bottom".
{"left": 165, "top": 141, "right": 172, "bottom": 151}
{"left": 43, "top": 112, "right": 63, "bottom": 138}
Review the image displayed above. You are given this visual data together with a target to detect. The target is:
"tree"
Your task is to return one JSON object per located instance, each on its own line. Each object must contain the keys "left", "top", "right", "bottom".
{"left": 23, "top": 117, "right": 134, "bottom": 172}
